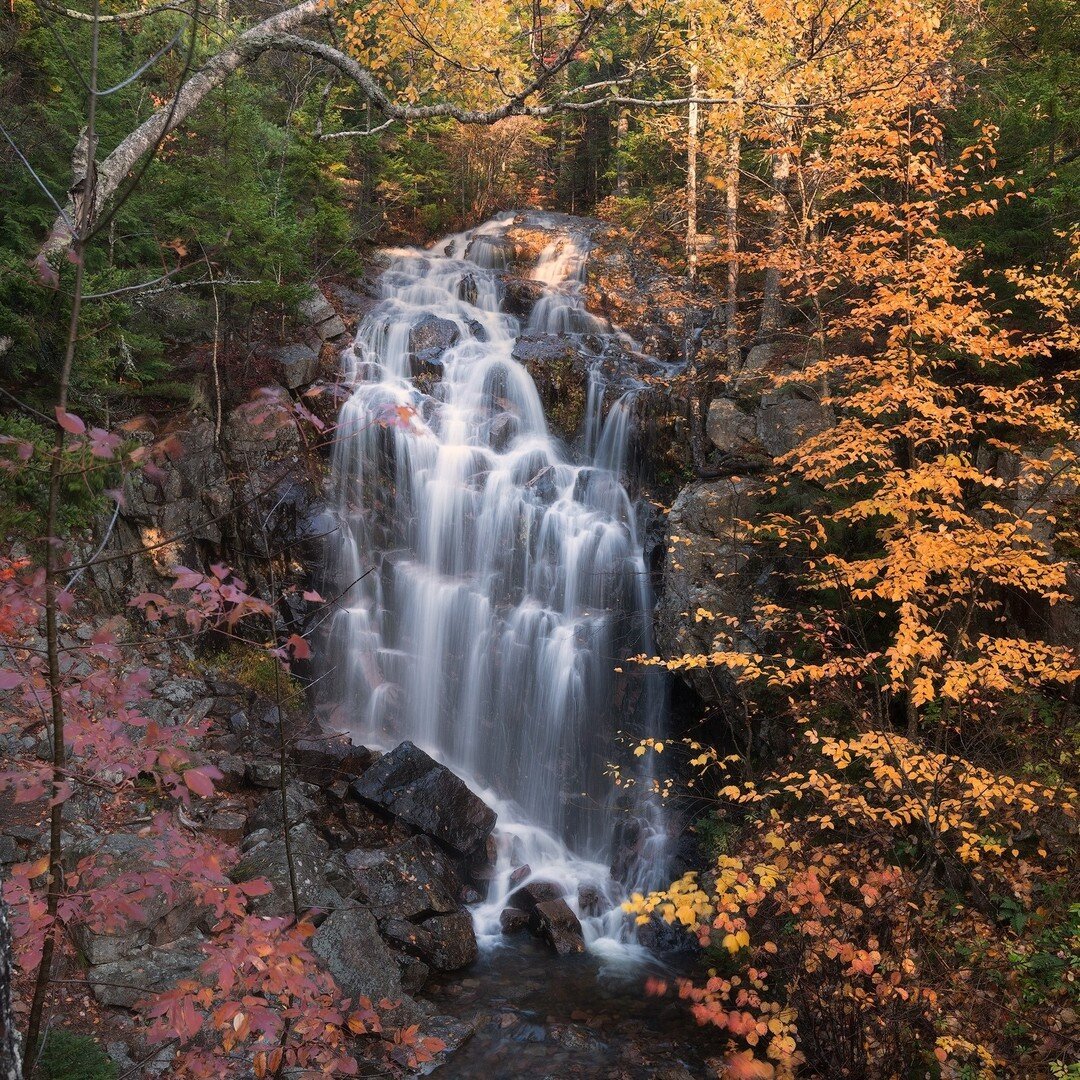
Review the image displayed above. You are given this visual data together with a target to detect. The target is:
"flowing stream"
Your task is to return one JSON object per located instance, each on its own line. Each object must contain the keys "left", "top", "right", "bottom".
{"left": 325, "top": 213, "right": 667, "bottom": 955}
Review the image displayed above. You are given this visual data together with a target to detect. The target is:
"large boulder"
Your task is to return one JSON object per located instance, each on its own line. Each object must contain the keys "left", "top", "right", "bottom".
{"left": 292, "top": 735, "right": 377, "bottom": 787}
{"left": 70, "top": 832, "right": 201, "bottom": 965}
{"left": 351, "top": 742, "right": 496, "bottom": 857}
{"left": 310, "top": 907, "right": 408, "bottom": 1004}
{"left": 230, "top": 823, "right": 339, "bottom": 916}
{"left": 706, "top": 398, "right": 757, "bottom": 456}
{"left": 655, "top": 479, "right": 765, "bottom": 708}
{"left": 89, "top": 933, "right": 206, "bottom": 1009}
{"left": 511, "top": 335, "right": 589, "bottom": 441}
{"left": 345, "top": 835, "right": 466, "bottom": 920}
{"left": 533, "top": 899, "right": 586, "bottom": 955}
{"left": 755, "top": 384, "right": 833, "bottom": 458}
{"left": 416, "top": 912, "right": 478, "bottom": 971}
{"left": 274, "top": 343, "right": 320, "bottom": 390}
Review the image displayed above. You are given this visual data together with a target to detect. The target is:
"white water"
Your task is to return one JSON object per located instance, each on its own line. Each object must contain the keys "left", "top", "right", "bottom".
{"left": 325, "top": 214, "right": 667, "bottom": 954}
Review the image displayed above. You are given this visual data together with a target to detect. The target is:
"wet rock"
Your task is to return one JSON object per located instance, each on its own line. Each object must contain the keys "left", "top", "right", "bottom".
{"left": 510, "top": 335, "right": 588, "bottom": 440}
{"left": 508, "top": 880, "right": 564, "bottom": 912}
{"left": 417, "top": 912, "right": 478, "bottom": 971}
{"left": 502, "top": 277, "right": 545, "bottom": 319}
{"left": 634, "top": 913, "right": 699, "bottom": 955}
{"left": 345, "top": 835, "right": 465, "bottom": 919}
{"left": 532, "top": 899, "right": 586, "bottom": 955}
{"left": 499, "top": 907, "right": 530, "bottom": 935}
{"left": 610, "top": 809, "right": 645, "bottom": 887}
{"left": 351, "top": 741, "right": 496, "bottom": 857}
{"left": 410, "top": 315, "right": 460, "bottom": 370}
{"left": 577, "top": 884, "right": 602, "bottom": 918}
{"left": 311, "top": 907, "right": 408, "bottom": 1005}
{"left": 275, "top": 343, "right": 320, "bottom": 390}
{"left": 89, "top": 934, "right": 206, "bottom": 1009}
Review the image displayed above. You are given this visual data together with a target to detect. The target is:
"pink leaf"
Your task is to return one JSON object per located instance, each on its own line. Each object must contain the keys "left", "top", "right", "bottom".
{"left": 302, "top": 589, "right": 324, "bottom": 602}
{"left": 238, "top": 879, "right": 273, "bottom": 897}
{"left": 0, "top": 670, "right": 24, "bottom": 691}
{"left": 32, "top": 253, "right": 60, "bottom": 289}
{"left": 183, "top": 769, "right": 215, "bottom": 798}
{"left": 55, "top": 408, "right": 85, "bottom": 435}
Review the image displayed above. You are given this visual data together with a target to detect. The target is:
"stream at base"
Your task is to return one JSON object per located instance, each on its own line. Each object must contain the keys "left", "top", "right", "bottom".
{"left": 424, "top": 942, "right": 721, "bottom": 1079}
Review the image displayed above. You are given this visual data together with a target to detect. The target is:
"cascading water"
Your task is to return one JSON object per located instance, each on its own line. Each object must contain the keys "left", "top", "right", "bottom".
{"left": 324, "top": 214, "right": 667, "bottom": 954}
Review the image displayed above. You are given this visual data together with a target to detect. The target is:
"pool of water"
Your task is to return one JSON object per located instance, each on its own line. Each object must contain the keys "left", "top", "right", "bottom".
{"left": 424, "top": 939, "right": 721, "bottom": 1078}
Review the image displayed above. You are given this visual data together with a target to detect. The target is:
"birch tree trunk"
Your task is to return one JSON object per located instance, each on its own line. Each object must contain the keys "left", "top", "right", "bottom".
{"left": 724, "top": 124, "right": 742, "bottom": 374}
{"left": 0, "top": 903, "right": 21, "bottom": 1080}
{"left": 685, "top": 20, "right": 699, "bottom": 281}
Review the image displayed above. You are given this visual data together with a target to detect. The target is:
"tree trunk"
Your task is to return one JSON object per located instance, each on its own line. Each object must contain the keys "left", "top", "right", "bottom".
{"left": 0, "top": 903, "right": 20, "bottom": 1080}
{"left": 756, "top": 120, "right": 793, "bottom": 362}
{"left": 615, "top": 107, "right": 629, "bottom": 197}
{"left": 685, "top": 21, "right": 699, "bottom": 281}
{"left": 724, "top": 124, "right": 742, "bottom": 374}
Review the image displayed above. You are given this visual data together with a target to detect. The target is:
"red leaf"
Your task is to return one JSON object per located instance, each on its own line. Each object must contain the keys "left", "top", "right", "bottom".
{"left": 286, "top": 634, "right": 311, "bottom": 660}
{"left": 54, "top": 407, "right": 86, "bottom": 435}
{"left": 238, "top": 879, "right": 273, "bottom": 897}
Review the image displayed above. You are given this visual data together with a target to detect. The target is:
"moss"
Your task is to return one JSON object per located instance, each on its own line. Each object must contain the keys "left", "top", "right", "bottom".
{"left": 203, "top": 640, "right": 303, "bottom": 701}
{"left": 39, "top": 1031, "right": 118, "bottom": 1080}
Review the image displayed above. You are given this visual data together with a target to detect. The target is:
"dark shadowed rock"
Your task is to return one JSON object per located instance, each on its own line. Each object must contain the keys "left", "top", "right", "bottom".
{"left": 499, "top": 907, "right": 530, "bottom": 935}
{"left": 417, "top": 912, "right": 478, "bottom": 971}
{"left": 532, "top": 899, "right": 585, "bottom": 955}
{"left": 345, "top": 835, "right": 465, "bottom": 919}
{"left": 246, "top": 784, "right": 319, "bottom": 836}
{"left": 293, "top": 735, "right": 377, "bottom": 787}
{"left": 381, "top": 912, "right": 477, "bottom": 972}
{"left": 508, "top": 880, "right": 564, "bottom": 912}
{"left": 351, "top": 741, "right": 496, "bottom": 856}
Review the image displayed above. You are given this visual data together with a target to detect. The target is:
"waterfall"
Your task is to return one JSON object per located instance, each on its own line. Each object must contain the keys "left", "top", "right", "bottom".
{"left": 325, "top": 214, "right": 667, "bottom": 953}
